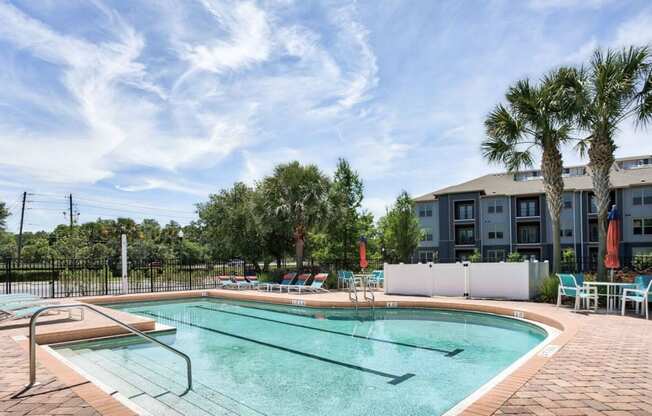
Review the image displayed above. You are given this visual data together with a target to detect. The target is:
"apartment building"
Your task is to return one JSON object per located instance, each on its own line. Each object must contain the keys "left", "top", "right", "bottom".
{"left": 413, "top": 155, "right": 652, "bottom": 270}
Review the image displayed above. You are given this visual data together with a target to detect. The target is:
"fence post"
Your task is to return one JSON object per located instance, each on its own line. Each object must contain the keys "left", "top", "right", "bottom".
{"left": 50, "top": 259, "right": 55, "bottom": 298}
{"left": 188, "top": 262, "right": 192, "bottom": 291}
{"left": 5, "top": 259, "right": 11, "bottom": 295}
{"left": 104, "top": 260, "right": 109, "bottom": 295}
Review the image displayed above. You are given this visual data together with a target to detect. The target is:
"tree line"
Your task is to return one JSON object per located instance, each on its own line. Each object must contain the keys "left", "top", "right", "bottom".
{"left": 0, "top": 159, "right": 423, "bottom": 269}
{"left": 483, "top": 45, "right": 652, "bottom": 279}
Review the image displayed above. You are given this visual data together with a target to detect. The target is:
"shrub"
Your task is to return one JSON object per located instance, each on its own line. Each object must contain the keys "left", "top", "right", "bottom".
{"left": 507, "top": 252, "right": 523, "bottom": 262}
{"left": 539, "top": 274, "right": 559, "bottom": 303}
{"left": 468, "top": 249, "right": 482, "bottom": 263}
{"left": 633, "top": 253, "right": 652, "bottom": 271}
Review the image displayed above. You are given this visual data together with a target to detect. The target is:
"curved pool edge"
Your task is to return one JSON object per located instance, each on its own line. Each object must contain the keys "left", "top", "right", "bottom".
{"left": 69, "top": 289, "right": 581, "bottom": 416}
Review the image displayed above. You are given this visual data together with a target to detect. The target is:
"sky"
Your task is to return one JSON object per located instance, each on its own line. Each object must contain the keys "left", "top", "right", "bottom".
{"left": 0, "top": 0, "right": 651, "bottom": 232}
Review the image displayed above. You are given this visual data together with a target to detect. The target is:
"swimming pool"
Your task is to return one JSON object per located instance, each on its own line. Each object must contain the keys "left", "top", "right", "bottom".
{"left": 54, "top": 298, "right": 548, "bottom": 416}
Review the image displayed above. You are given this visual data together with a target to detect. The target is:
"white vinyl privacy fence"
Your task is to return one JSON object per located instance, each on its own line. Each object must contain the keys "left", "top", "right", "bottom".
{"left": 384, "top": 261, "right": 549, "bottom": 300}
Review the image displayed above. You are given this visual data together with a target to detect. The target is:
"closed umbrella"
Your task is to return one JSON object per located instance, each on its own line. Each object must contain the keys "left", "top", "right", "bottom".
{"left": 605, "top": 205, "right": 621, "bottom": 282}
{"left": 358, "top": 236, "right": 368, "bottom": 270}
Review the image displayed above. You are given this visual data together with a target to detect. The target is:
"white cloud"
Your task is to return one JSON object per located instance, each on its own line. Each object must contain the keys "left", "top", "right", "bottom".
{"left": 611, "top": 10, "right": 652, "bottom": 47}
{"left": 528, "top": 0, "right": 612, "bottom": 10}
{"left": 179, "top": 1, "right": 272, "bottom": 74}
{"left": 115, "top": 178, "right": 209, "bottom": 197}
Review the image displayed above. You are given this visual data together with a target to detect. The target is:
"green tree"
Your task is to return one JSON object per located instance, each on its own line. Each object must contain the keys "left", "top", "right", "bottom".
{"left": 197, "top": 182, "right": 265, "bottom": 269}
{"left": 260, "top": 162, "right": 330, "bottom": 268}
{"left": 378, "top": 191, "right": 421, "bottom": 263}
{"left": 567, "top": 46, "right": 652, "bottom": 280}
{"left": 21, "top": 237, "right": 54, "bottom": 262}
{"left": 482, "top": 70, "right": 577, "bottom": 273}
{"left": 324, "top": 158, "right": 364, "bottom": 266}
{"left": 0, "top": 201, "right": 9, "bottom": 230}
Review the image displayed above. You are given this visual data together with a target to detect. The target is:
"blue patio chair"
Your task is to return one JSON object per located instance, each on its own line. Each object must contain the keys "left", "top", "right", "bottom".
{"left": 337, "top": 270, "right": 355, "bottom": 288}
{"left": 369, "top": 270, "right": 384, "bottom": 288}
{"left": 621, "top": 275, "right": 652, "bottom": 320}
{"left": 286, "top": 273, "right": 311, "bottom": 293}
{"left": 556, "top": 273, "right": 597, "bottom": 311}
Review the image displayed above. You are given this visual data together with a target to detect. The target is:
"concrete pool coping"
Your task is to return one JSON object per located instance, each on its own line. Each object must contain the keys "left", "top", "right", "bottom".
{"left": 3, "top": 289, "right": 586, "bottom": 416}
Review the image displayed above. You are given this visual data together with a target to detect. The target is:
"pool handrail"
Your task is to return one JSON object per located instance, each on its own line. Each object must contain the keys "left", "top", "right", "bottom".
{"left": 26, "top": 303, "right": 193, "bottom": 396}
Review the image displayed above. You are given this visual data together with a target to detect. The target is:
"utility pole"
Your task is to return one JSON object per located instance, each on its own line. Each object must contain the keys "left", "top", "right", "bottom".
{"left": 16, "top": 191, "right": 27, "bottom": 264}
{"left": 69, "top": 194, "right": 74, "bottom": 229}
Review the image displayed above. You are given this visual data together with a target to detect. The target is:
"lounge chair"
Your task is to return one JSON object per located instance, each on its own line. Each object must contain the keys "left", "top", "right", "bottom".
{"left": 267, "top": 272, "right": 298, "bottom": 292}
{"left": 0, "top": 298, "right": 83, "bottom": 322}
{"left": 621, "top": 275, "right": 652, "bottom": 320}
{"left": 287, "top": 273, "right": 312, "bottom": 293}
{"left": 556, "top": 273, "right": 597, "bottom": 311}
{"left": 304, "top": 273, "right": 329, "bottom": 293}
{"left": 245, "top": 275, "right": 262, "bottom": 289}
{"left": 224, "top": 276, "right": 254, "bottom": 290}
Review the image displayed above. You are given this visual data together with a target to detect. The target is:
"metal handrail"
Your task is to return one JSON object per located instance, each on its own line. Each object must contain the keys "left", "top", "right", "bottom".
{"left": 27, "top": 303, "right": 192, "bottom": 395}
{"left": 364, "top": 278, "right": 375, "bottom": 307}
{"left": 348, "top": 279, "right": 359, "bottom": 309}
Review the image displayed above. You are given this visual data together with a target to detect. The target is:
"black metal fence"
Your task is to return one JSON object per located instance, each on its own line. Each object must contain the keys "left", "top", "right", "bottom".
{"left": 4, "top": 255, "right": 650, "bottom": 298}
{"left": 1, "top": 259, "right": 251, "bottom": 298}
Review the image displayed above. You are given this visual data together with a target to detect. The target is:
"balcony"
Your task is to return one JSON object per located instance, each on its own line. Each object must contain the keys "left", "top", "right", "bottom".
{"left": 516, "top": 197, "right": 540, "bottom": 218}
{"left": 517, "top": 223, "right": 540, "bottom": 244}
{"left": 454, "top": 201, "right": 474, "bottom": 222}
{"left": 455, "top": 225, "right": 475, "bottom": 246}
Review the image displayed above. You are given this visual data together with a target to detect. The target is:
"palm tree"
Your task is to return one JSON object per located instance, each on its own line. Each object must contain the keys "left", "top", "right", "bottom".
{"left": 260, "top": 161, "right": 330, "bottom": 268}
{"left": 568, "top": 46, "right": 652, "bottom": 279}
{"left": 482, "top": 70, "right": 577, "bottom": 273}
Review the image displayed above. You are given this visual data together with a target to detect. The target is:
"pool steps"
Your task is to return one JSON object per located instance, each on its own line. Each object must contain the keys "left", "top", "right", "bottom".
{"left": 56, "top": 346, "right": 262, "bottom": 416}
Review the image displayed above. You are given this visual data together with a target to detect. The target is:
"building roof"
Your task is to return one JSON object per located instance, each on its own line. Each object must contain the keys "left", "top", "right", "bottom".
{"left": 414, "top": 156, "right": 652, "bottom": 202}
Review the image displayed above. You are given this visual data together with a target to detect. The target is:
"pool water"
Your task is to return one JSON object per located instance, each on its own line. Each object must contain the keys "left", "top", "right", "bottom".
{"left": 55, "top": 298, "right": 547, "bottom": 416}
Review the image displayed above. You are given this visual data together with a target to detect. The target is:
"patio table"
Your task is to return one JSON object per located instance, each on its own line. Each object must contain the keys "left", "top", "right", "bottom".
{"left": 583, "top": 281, "right": 635, "bottom": 313}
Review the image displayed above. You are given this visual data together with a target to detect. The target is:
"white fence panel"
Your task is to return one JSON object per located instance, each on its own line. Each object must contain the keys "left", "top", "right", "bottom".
{"left": 384, "top": 263, "right": 434, "bottom": 296}
{"left": 384, "top": 261, "right": 548, "bottom": 300}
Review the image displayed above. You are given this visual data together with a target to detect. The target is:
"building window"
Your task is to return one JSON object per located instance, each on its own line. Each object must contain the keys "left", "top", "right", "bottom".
{"left": 632, "top": 190, "right": 652, "bottom": 206}
{"left": 487, "top": 249, "right": 506, "bottom": 262}
{"left": 517, "top": 223, "right": 540, "bottom": 244}
{"left": 589, "top": 194, "right": 598, "bottom": 214}
{"left": 419, "top": 250, "right": 437, "bottom": 263}
{"left": 487, "top": 224, "right": 504, "bottom": 240}
{"left": 633, "top": 218, "right": 652, "bottom": 235}
{"left": 455, "top": 225, "right": 475, "bottom": 245}
{"left": 487, "top": 201, "right": 504, "bottom": 214}
{"left": 563, "top": 199, "right": 572, "bottom": 209}
{"left": 421, "top": 227, "right": 433, "bottom": 242}
{"left": 588, "top": 220, "right": 599, "bottom": 242}
{"left": 455, "top": 201, "right": 474, "bottom": 220}
{"left": 560, "top": 229, "right": 573, "bottom": 237}
{"left": 517, "top": 198, "right": 539, "bottom": 217}
{"left": 418, "top": 205, "right": 433, "bottom": 217}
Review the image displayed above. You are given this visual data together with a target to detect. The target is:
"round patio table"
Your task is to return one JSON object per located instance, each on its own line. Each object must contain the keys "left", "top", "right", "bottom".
{"left": 583, "top": 281, "right": 635, "bottom": 313}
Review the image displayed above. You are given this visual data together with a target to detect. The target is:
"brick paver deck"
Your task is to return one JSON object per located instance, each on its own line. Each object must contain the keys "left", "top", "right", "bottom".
{"left": 0, "top": 335, "right": 100, "bottom": 416}
{"left": 494, "top": 314, "right": 652, "bottom": 416}
{"left": 0, "top": 291, "right": 650, "bottom": 415}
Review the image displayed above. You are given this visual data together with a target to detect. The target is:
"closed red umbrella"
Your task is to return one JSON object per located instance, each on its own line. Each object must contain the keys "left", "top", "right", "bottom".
{"left": 358, "top": 237, "right": 368, "bottom": 270}
{"left": 605, "top": 205, "right": 620, "bottom": 281}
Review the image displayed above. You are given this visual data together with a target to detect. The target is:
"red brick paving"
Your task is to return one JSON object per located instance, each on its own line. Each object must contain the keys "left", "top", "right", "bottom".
{"left": 492, "top": 314, "right": 652, "bottom": 416}
{"left": 1, "top": 292, "right": 651, "bottom": 416}
{"left": 0, "top": 335, "right": 101, "bottom": 416}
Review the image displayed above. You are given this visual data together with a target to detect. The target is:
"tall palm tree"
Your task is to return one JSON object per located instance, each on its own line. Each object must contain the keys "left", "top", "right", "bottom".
{"left": 482, "top": 70, "right": 577, "bottom": 273}
{"left": 260, "top": 161, "right": 330, "bottom": 268}
{"left": 568, "top": 46, "right": 652, "bottom": 279}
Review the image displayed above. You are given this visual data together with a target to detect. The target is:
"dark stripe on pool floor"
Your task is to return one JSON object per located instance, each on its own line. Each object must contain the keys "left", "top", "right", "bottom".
{"left": 138, "top": 311, "right": 415, "bottom": 385}
{"left": 192, "top": 305, "right": 463, "bottom": 357}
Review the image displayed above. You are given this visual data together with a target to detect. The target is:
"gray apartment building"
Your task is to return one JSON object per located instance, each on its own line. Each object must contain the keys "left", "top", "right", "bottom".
{"left": 413, "top": 155, "right": 652, "bottom": 270}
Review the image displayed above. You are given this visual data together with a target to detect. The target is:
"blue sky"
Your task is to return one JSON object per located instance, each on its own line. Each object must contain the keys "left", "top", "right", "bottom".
{"left": 0, "top": 0, "right": 651, "bottom": 232}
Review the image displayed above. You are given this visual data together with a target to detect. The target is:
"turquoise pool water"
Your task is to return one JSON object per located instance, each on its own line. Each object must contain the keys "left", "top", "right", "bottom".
{"left": 55, "top": 298, "right": 547, "bottom": 416}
